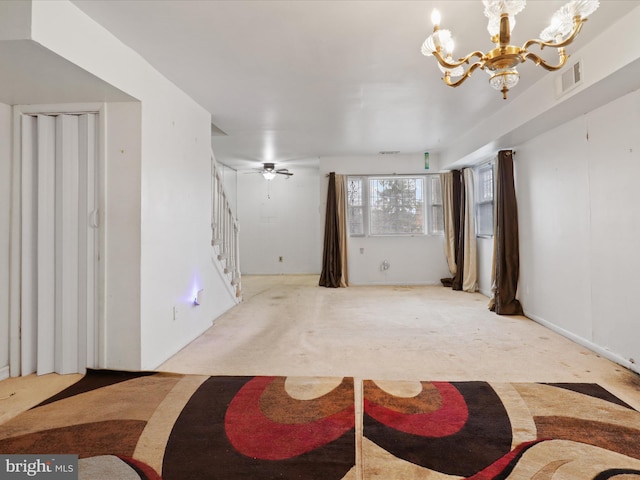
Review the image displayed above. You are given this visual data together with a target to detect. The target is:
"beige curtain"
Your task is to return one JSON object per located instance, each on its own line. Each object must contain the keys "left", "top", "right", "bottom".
{"left": 462, "top": 169, "right": 478, "bottom": 292}
{"left": 335, "top": 174, "right": 349, "bottom": 287}
{"left": 440, "top": 172, "right": 457, "bottom": 276}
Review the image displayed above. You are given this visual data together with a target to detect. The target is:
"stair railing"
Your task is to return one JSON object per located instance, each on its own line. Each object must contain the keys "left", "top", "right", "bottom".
{"left": 211, "top": 151, "right": 241, "bottom": 300}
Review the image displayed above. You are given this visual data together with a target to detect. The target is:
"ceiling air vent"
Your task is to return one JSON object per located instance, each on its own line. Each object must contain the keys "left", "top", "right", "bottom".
{"left": 556, "top": 60, "right": 582, "bottom": 98}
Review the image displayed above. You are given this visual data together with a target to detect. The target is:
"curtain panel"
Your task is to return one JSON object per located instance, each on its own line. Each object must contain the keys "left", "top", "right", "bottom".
{"left": 462, "top": 168, "right": 478, "bottom": 292}
{"left": 451, "top": 170, "right": 465, "bottom": 291}
{"left": 441, "top": 169, "right": 477, "bottom": 293}
{"left": 489, "top": 150, "right": 524, "bottom": 315}
{"left": 335, "top": 175, "right": 349, "bottom": 287}
{"left": 440, "top": 172, "right": 457, "bottom": 277}
{"left": 319, "top": 172, "right": 347, "bottom": 288}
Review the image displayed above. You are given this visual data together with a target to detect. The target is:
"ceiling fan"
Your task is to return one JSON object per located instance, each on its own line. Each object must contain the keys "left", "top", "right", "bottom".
{"left": 254, "top": 162, "right": 293, "bottom": 180}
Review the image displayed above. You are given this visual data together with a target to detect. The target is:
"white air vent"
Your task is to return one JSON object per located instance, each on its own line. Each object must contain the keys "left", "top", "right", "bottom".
{"left": 556, "top": 60, "right": 583, "bottom": 98}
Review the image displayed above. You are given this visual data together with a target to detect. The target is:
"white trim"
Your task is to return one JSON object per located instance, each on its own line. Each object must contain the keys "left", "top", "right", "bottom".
{"left": 478, "top": 288, "right": 492, "bottom": 298}
{"left": 0, "top": 365, "right": 8, "bottom": 381}
{"left": 151, "top": 319, "right": 214, "bottom": 371}
{"left": 9, "top": 103, "right": 107, "bottom": 377}
{"left": 524, "top": 309, "right": 640, "bottom": 376}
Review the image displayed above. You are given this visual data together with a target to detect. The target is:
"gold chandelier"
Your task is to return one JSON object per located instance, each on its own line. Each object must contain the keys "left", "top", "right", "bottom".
{"left": 421, "top": 0, "right": 600, "bottom": 99}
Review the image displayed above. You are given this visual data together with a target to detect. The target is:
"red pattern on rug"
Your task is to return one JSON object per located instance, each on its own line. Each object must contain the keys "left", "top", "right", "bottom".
{"left": 224, "top": 376, "right": 355, "bottom": 460}
{"left": 363, "top": 381, "right": 468, "bottom": 437}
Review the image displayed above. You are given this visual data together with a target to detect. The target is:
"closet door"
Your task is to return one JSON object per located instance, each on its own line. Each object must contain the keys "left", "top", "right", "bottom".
{"left": 21, "top": 113, "right": 99, "bottom": 375}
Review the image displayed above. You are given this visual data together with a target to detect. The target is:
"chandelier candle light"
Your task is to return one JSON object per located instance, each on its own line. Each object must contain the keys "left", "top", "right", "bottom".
{"left": 421, "top": 0, "right": 599, "bottom": 99}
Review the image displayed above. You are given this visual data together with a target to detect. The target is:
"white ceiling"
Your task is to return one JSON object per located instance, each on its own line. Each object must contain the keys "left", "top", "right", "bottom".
{"left": 62, "top": 1, "right": 637, "bottom": 170}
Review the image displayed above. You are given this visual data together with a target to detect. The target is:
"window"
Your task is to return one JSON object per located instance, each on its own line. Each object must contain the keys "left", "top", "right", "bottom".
{"left": 347, "top": 175, "right": 442, "bottom": 236}
{"left": 369, "top": 177, "right": 424, "bottom": 235}
{"left": 475, "top": 162, "right": 494, "bottom": 237}
{"left": 429, "top": 175, "right": 444, "bottom": 235}
{"left": 347, "top": 177, "right": 364, "bottom": 236}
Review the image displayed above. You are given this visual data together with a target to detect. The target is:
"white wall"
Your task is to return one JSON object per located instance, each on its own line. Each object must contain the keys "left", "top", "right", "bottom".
{"left": 0, "top": 1, "right": 31, "bottom": 41}
{"left": 103, "top": 102, "right": 142, "bottom": 369}
{"left": 0, "top": 102, "right": 11, "bottom": 379}
{"left": 476, "top": 236, "right": 493, "bottom": 297}
{"left": 17, "top": 1, "right": 238, "bottom": 370}
{"left": 516, "top": 88, "right": 640, "bottom": 371}
{"left": 238, "top": 166, "right": 321, "bottom": 274}
{"left": 237, "top": 152, "right": 452, "bottom": 284}
{"left": 320, "top": 154, "right": 450, "bottom": 285}
{"left": 139, "top": 96, "right": 225, "bottom": 370}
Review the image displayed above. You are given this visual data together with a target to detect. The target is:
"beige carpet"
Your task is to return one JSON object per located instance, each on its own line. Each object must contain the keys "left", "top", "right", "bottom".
{"left": 4, "top": 275, "right": 640, "bottom": 479}
{"left": 4, "top": 275, "right": 640, "bottom": 418}
{"left": 160, "top": 275, "right": 640, "bottom": 410}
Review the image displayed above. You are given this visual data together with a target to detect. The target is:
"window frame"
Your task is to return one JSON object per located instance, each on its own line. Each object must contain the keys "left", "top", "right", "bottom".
{"left": 428, "top": 174, "right": 444, "bottom": 236}
{"left": 346, "top": 174, "right": 443, "bottom": 237}
{"left": 475, "top": 161, "right": 495, "bottom": 238}
{"left": 346, "top": 176, "right": 366, "bottom": 237}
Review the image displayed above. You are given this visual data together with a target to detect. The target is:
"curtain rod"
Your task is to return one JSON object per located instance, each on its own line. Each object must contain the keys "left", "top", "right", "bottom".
{"left": 325, "top": 172, "right": 440, "bottom": 177}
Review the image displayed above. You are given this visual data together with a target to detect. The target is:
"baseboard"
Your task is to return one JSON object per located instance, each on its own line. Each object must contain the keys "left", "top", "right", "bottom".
{"left": 478, "top": 288, "right": 491, "bottom": 298}
{"left": 0, "top": 365, "right": 9, "bottom": 381}
{"left": 151, "top": 319, "right": 216, "bottom": 371}
{"left": 524, "top": 309, "right": 640, "bottom": 376}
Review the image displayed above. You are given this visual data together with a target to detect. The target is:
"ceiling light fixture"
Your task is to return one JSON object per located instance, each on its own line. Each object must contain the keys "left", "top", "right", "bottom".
{"left": 259, "top": 162, "right": 293, "bottom": 180}
{"left": 261, "top": 163, "right": 277, "bottom": 180}
{"left": 421, "top": 0, "right": 599, "bottom": 99}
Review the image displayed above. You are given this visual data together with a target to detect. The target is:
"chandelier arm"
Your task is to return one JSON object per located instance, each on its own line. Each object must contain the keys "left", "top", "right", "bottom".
{"left": 522, "top": 50, "right": 569, "bottom": 72}
{"left": 433, "top": 49, "right": 485, "bottom": 69}
{"left": 522, "top": 18, "right": 585, "bottom": 51}
{"left": 443, "top": 62, "right": 485, "bottom": 88}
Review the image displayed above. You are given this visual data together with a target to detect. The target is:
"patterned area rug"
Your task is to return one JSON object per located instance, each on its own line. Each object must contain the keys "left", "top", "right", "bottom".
{"left": 363, "top": 380, "right": 640, "bottom": 479}
{"left": 0, "top": 371, "right": 355, "bottom": 479}
{"left": 1, "top": 370, "right": 640, "bottom": 479}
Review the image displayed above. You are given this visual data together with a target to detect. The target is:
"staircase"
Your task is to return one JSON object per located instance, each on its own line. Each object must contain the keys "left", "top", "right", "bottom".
{"left": 211, "top": 152, "right": 242, "bottom": 301}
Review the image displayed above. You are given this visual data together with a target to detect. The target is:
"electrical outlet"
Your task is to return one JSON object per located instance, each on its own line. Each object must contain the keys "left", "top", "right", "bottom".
{"left": 173, "top": 306, "right": 179, "bottom": 322}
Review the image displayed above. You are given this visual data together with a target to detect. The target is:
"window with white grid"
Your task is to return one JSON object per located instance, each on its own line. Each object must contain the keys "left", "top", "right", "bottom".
{"left": 475, "top": 162, "right": 494, "bottom": 237}
{"left": 346, "top": 175, "right": 443, "bottom": 237}
{"left": 369, "top": 177, "right": 424, "bottom": 235}
{"left": 429, "top": 175, "right": 444, "bottom": 235}
{"left": 347, "top": 177, "right": 365, "bottom": 236}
